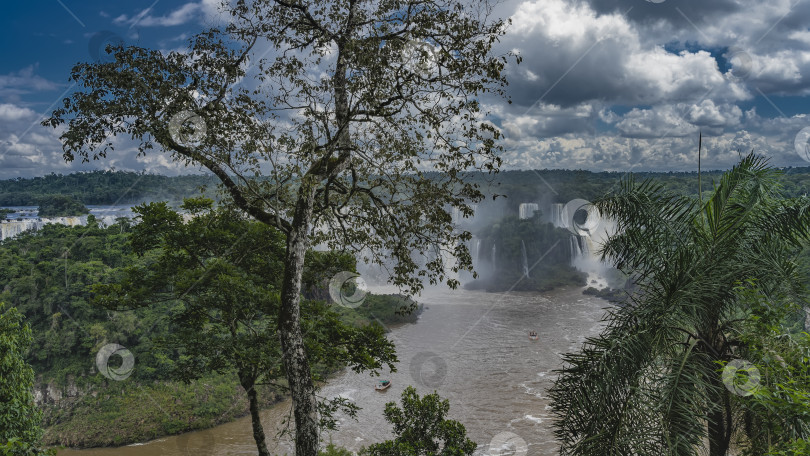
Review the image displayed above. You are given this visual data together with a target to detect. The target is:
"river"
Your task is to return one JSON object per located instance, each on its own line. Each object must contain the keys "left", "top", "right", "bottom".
{"left": 58, "top": 282, "right": 611, "bottom": 456}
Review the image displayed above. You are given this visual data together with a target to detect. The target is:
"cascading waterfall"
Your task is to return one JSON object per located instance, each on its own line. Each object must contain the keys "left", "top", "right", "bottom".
{"left": 0, "top": 215, "right": 125, "bottom": 242}
{"left": 569, "top": 235, "right": 582, "bottom": 261}
{"left": 550, "top": 203, "right": 566, "bottom": 228}
{"left": 521, "top": 240, "right": 530, "bottom": 278}
{"left": 0, "top": 219, "right": 43, "bottom": 241}
{"left": 568, "top": 234, "right": 597, "bottom": 265}
{"left": 474, "top": 238, "right": 481, "bottom": 265}
{"left": 491, "top": 244, "right": 497, "bottom": 267}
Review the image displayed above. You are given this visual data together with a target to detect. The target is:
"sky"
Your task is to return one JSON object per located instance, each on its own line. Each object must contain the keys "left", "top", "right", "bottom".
{"left": 2, "top": 0, "right": 810, "bottom": 178}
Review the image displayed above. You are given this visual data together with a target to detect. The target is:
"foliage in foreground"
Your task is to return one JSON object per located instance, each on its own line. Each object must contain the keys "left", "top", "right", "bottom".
{"left": 93, "top": 199, "right": 398, "bottom": 455}
{"left": 550, "top": 154, "right": 810, "bottom": 456}
{"left": 0, "top": 304, "right": 55, "bottom": 456}
{"left": 730, "top": 287, "right": 810, "bottom": 456}
{"left": 360, "top": 387, "right": 476, "bottom": 456}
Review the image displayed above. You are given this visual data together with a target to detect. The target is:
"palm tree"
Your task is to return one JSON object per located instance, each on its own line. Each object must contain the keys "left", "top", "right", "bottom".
{"left": 549, "top": 153, "right": 810, "bottom": 455}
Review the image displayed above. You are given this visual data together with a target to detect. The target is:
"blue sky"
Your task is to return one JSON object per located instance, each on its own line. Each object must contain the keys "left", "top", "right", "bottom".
{"left": 2, "top": 0, "right": 810, "bottom": 178}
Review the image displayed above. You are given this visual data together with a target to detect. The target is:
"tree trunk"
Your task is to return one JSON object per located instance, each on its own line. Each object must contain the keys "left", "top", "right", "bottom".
{"left": 239, "top": 373, "right": 271, "bottom": 456}
{"left": 707, "top": 368, "right": 730, "bottom": 456}
{"left": 279, "top": 18, "right": 353, "bottom": 456}
{"left": 279, "top": 181, "right": 319, "bottom": 456}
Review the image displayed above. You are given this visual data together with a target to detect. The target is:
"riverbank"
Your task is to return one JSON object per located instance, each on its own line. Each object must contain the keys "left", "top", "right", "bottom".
{"left": 463, "top": 265, "right": 587, "bottom": 292}
{"left": 41, "top": 373, "right": 283, "bottom": 448}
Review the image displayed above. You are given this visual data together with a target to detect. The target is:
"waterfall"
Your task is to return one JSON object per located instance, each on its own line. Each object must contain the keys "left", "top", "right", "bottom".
{"left": 474, "top": 238, "right": 481, "bottom": 265}
{"left": 521, "top": 240, "right": 530, "bottom": 278}
{"left": 0, "top": 214, "right": 124, "bottom": 242}
{"left": 1, "top": 219, "right": 44, "bottom": 241}
{"left": 569, "top": 235, "right": 582, "bottom": 262}
{"left": 519, "top": 203, "right": 539, "bottom": 220}
{"left": 550, "top": 203, "right": 566, "bottom": 228}
{"left": 491, "top": 244, "right": 497, "bottom": 267}
{"left": 98, "top": 216, "right": 119, "bottom": 227}
{"left": 580, "top": 236, "right": 591, "bottom": 257}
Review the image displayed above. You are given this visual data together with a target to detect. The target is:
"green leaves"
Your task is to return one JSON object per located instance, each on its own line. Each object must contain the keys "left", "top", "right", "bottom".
{"left": 551, "top": 153, "right": 810, "bottom": 455}
{"left": 0, "top": 304, "right": 54, "bottom": 455}
{"left": 361, "top": 387, "right": 476, "bottom": 456}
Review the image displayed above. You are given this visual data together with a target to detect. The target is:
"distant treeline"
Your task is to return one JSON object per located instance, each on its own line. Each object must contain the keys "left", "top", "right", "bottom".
{"left": 463, "top": 166, "right": 810, "bottom": 216}
{"left": 0, "top": 167, "right": 810, "bottom": 211}
{"left": 0, "top": 171, "right": 218, "bottom": 206}
{"left": 5, "top": 166, "right": 810, "bottom": 209}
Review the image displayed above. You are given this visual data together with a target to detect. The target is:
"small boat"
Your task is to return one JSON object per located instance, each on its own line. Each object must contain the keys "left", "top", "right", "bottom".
{"left": 375, "top": 380, "right": 391, "bottom": 391}
{"left": 529, "top": 331, "right": 539, "bottom": 341}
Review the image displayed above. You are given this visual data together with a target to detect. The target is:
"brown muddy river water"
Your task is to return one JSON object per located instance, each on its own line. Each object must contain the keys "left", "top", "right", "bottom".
{"left": 59, "top": 283, "right": 611, "bottom": 456}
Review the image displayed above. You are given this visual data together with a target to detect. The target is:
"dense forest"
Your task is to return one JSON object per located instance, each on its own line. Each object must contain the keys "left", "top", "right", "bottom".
{"left": 0, "top": 202, "right": 419, "bottom": 448}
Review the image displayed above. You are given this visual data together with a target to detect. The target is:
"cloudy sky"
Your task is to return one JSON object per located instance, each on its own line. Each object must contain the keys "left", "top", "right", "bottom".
{"left": 2, "top": 0, "right": 810, "bottom": 178}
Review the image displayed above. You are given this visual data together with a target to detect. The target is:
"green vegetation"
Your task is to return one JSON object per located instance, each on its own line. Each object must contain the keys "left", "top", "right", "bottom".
{"left": 40, "top": 372, "right": 280, "bottom": 448}
{"left": 0, "top": 209, "right": 14, "bottom": 221}
{"left": 550, "top": 155, "right": 810, "bottom": 455}
{"left": 95, "top": 198, "right": 397, "bottom": 455}
{"left": 0, "top": 171, "right": 215, "bottom": 206}
{"left": 730, "top": 286, "right": 810, "bottom": 456}
{"left": 36, "top": 195, "right": 89, "bottom": 218}
{"left": 0, "top": 204, "right": 417, "bottom": 450}
{"left": 465, "top": 215, "right": 586, "bottom": 291}
{"left": 333, "top": 294, "right": 422, "bottom": 327}
{"left": 0, "top": 304, "right": 55, "bottom": 456}
{"left": 360, "top": 387, "right": 476, "bottom": 456}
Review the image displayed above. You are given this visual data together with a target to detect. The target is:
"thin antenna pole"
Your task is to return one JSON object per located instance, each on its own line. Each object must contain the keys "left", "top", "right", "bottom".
{"left": 698, "top": 132, "right": 705, "bottom": 225}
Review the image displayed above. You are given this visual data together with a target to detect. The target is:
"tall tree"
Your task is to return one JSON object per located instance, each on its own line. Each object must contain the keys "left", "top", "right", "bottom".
{"left": 550, "top": 154, "right": 810, "bottom": 455}
{"left": 0, "top": 304, "right": 55, "bottom": 456}
{"left": 44, "top": 1, "right": 515, "bottom": 453}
